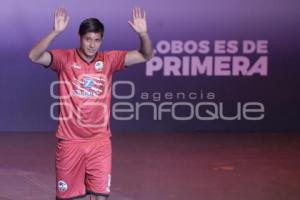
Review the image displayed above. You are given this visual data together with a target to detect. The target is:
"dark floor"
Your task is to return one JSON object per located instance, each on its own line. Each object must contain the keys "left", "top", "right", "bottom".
{"left": 0, "top": 132, "right": 299, "bottom": 200}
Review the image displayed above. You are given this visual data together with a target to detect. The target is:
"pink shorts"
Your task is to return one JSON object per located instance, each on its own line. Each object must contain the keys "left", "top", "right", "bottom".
{"left": 55, "top": 138, "right": 112, "bottom": 199}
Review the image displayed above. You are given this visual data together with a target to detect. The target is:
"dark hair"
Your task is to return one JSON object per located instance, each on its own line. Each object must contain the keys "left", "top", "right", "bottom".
{"left": 78, "top": 18, "right": 104, "bottom": 37}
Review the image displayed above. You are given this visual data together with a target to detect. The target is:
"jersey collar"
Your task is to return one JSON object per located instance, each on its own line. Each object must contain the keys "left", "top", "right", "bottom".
{"left": 76, "top": 49, "right": 98, "bottom": 65}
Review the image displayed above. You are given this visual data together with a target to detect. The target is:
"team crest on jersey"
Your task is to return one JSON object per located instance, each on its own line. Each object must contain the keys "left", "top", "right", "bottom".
{"left": 95, "top": 61, "right": 104, "bottom": 71}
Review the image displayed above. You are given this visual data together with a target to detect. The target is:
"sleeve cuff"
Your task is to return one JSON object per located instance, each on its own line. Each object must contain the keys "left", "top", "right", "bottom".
{"left": 43, "top": 50, "right": 53, "bottom": 68}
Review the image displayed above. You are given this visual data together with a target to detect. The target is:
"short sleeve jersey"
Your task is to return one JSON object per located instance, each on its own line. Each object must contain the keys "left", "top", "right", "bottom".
{"left": 48, "top": 49, "right": 127, "bottom": 141}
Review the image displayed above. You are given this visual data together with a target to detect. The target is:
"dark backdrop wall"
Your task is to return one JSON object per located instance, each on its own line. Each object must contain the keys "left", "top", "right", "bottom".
{"left": 0, "top": 0, "right": 299, "bottom": 133}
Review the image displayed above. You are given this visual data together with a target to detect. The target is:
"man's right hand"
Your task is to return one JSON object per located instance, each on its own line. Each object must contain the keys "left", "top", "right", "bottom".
{"left": 53, "top": 8, "right": 70, "bottom": 34}
{"left": 28, "top": 8, "right": 70, "bottom": 66}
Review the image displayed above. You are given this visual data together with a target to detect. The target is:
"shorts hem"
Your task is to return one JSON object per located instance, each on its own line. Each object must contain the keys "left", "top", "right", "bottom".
{"left": 56, "top": 193, "right": 87, "bottom": 200}
{"left": 86, "top": 190, "right": 110, "bottom": 197}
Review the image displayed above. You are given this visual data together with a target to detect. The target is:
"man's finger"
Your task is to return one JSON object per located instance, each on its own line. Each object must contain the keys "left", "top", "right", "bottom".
{"left": 137, "top": 7, "right": 142, "bottom": 18}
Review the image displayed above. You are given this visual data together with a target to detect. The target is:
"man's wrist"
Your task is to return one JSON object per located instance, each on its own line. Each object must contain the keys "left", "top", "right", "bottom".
{"left": 139, "top": 32, "right": 148, "bottom": 37}
{"left": 51, "top": 30, "right": 61, "bottom": 37}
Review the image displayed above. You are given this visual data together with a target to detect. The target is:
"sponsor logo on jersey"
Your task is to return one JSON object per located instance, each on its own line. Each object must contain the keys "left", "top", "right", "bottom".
{"left": 72, "top": 75, "right": 106, "bottom": 97}
{"left": 83, "top": 78, "right": 95, "bottom": 89}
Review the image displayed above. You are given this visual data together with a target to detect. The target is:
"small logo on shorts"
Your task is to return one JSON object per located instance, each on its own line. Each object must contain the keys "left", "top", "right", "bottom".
{"left": 106, "top": 174, "right": 111, "bottom": 192}
{"left": 58, "top": 180, "right": 68, "bottom": 192}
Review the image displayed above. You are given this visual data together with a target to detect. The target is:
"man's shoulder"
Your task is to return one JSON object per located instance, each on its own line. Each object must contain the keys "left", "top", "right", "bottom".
{"left": 100, "top": 50, "right": 127, "bottom": 59}
{"left": 50, "top": 48, "right": 76, "bottom": 56}
{"left": 101, "top": 50, "right": 127, "bottom": 55}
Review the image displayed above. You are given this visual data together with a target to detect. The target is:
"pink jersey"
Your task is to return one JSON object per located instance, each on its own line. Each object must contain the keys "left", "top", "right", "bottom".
{"left": 49, "top": 49, "right": 127, "bottom": 141}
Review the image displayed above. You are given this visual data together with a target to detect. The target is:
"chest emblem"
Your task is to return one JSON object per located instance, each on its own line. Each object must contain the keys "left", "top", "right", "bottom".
{"left": 95, "top": 61, "right": 104, "bottom": 71}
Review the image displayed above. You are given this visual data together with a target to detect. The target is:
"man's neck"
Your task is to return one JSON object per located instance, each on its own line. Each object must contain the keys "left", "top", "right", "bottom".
{"left": 77, "top": 49, "right": 96, "bottom": 63}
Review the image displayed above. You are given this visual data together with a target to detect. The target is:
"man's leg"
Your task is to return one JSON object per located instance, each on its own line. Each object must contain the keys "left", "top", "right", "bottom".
{"left": 86, "top": 139, "right": 112, "bottom": 199}
{"left": 56, "top": 141, "right": 86, "bottom": 199}
{"left": 90, "top": 194, "right": 107, "bottom": 200}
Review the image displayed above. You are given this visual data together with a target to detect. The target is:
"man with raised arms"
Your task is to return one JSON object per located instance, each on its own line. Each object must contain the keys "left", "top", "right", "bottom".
{"left": 28, "top": 7, "right": 153, "bottom": 200}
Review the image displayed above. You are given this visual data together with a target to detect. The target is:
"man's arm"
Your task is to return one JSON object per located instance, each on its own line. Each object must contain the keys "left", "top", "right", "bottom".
{"left": 28, "top": 8, "right": 70, "bottom": 66}
{"left": 125, "top": 7, "right": 154, "bottom": 66}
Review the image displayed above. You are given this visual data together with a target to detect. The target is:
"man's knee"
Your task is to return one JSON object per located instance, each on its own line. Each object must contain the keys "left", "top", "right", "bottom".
{"left": 90, "top": 194, "right": 107, "bottom": 200}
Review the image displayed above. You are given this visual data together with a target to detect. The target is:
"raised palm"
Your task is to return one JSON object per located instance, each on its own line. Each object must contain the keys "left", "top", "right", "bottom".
{"left": 128, "top": 7, "right": 147, "bottom": 34}
{"left": 54, "top": 8, "right": 70, "bottom": 33}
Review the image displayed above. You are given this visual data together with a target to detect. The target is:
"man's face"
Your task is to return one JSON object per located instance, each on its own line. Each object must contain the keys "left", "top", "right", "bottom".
{"left": 80, "top": 32, "right": 102, "bottom": 57}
